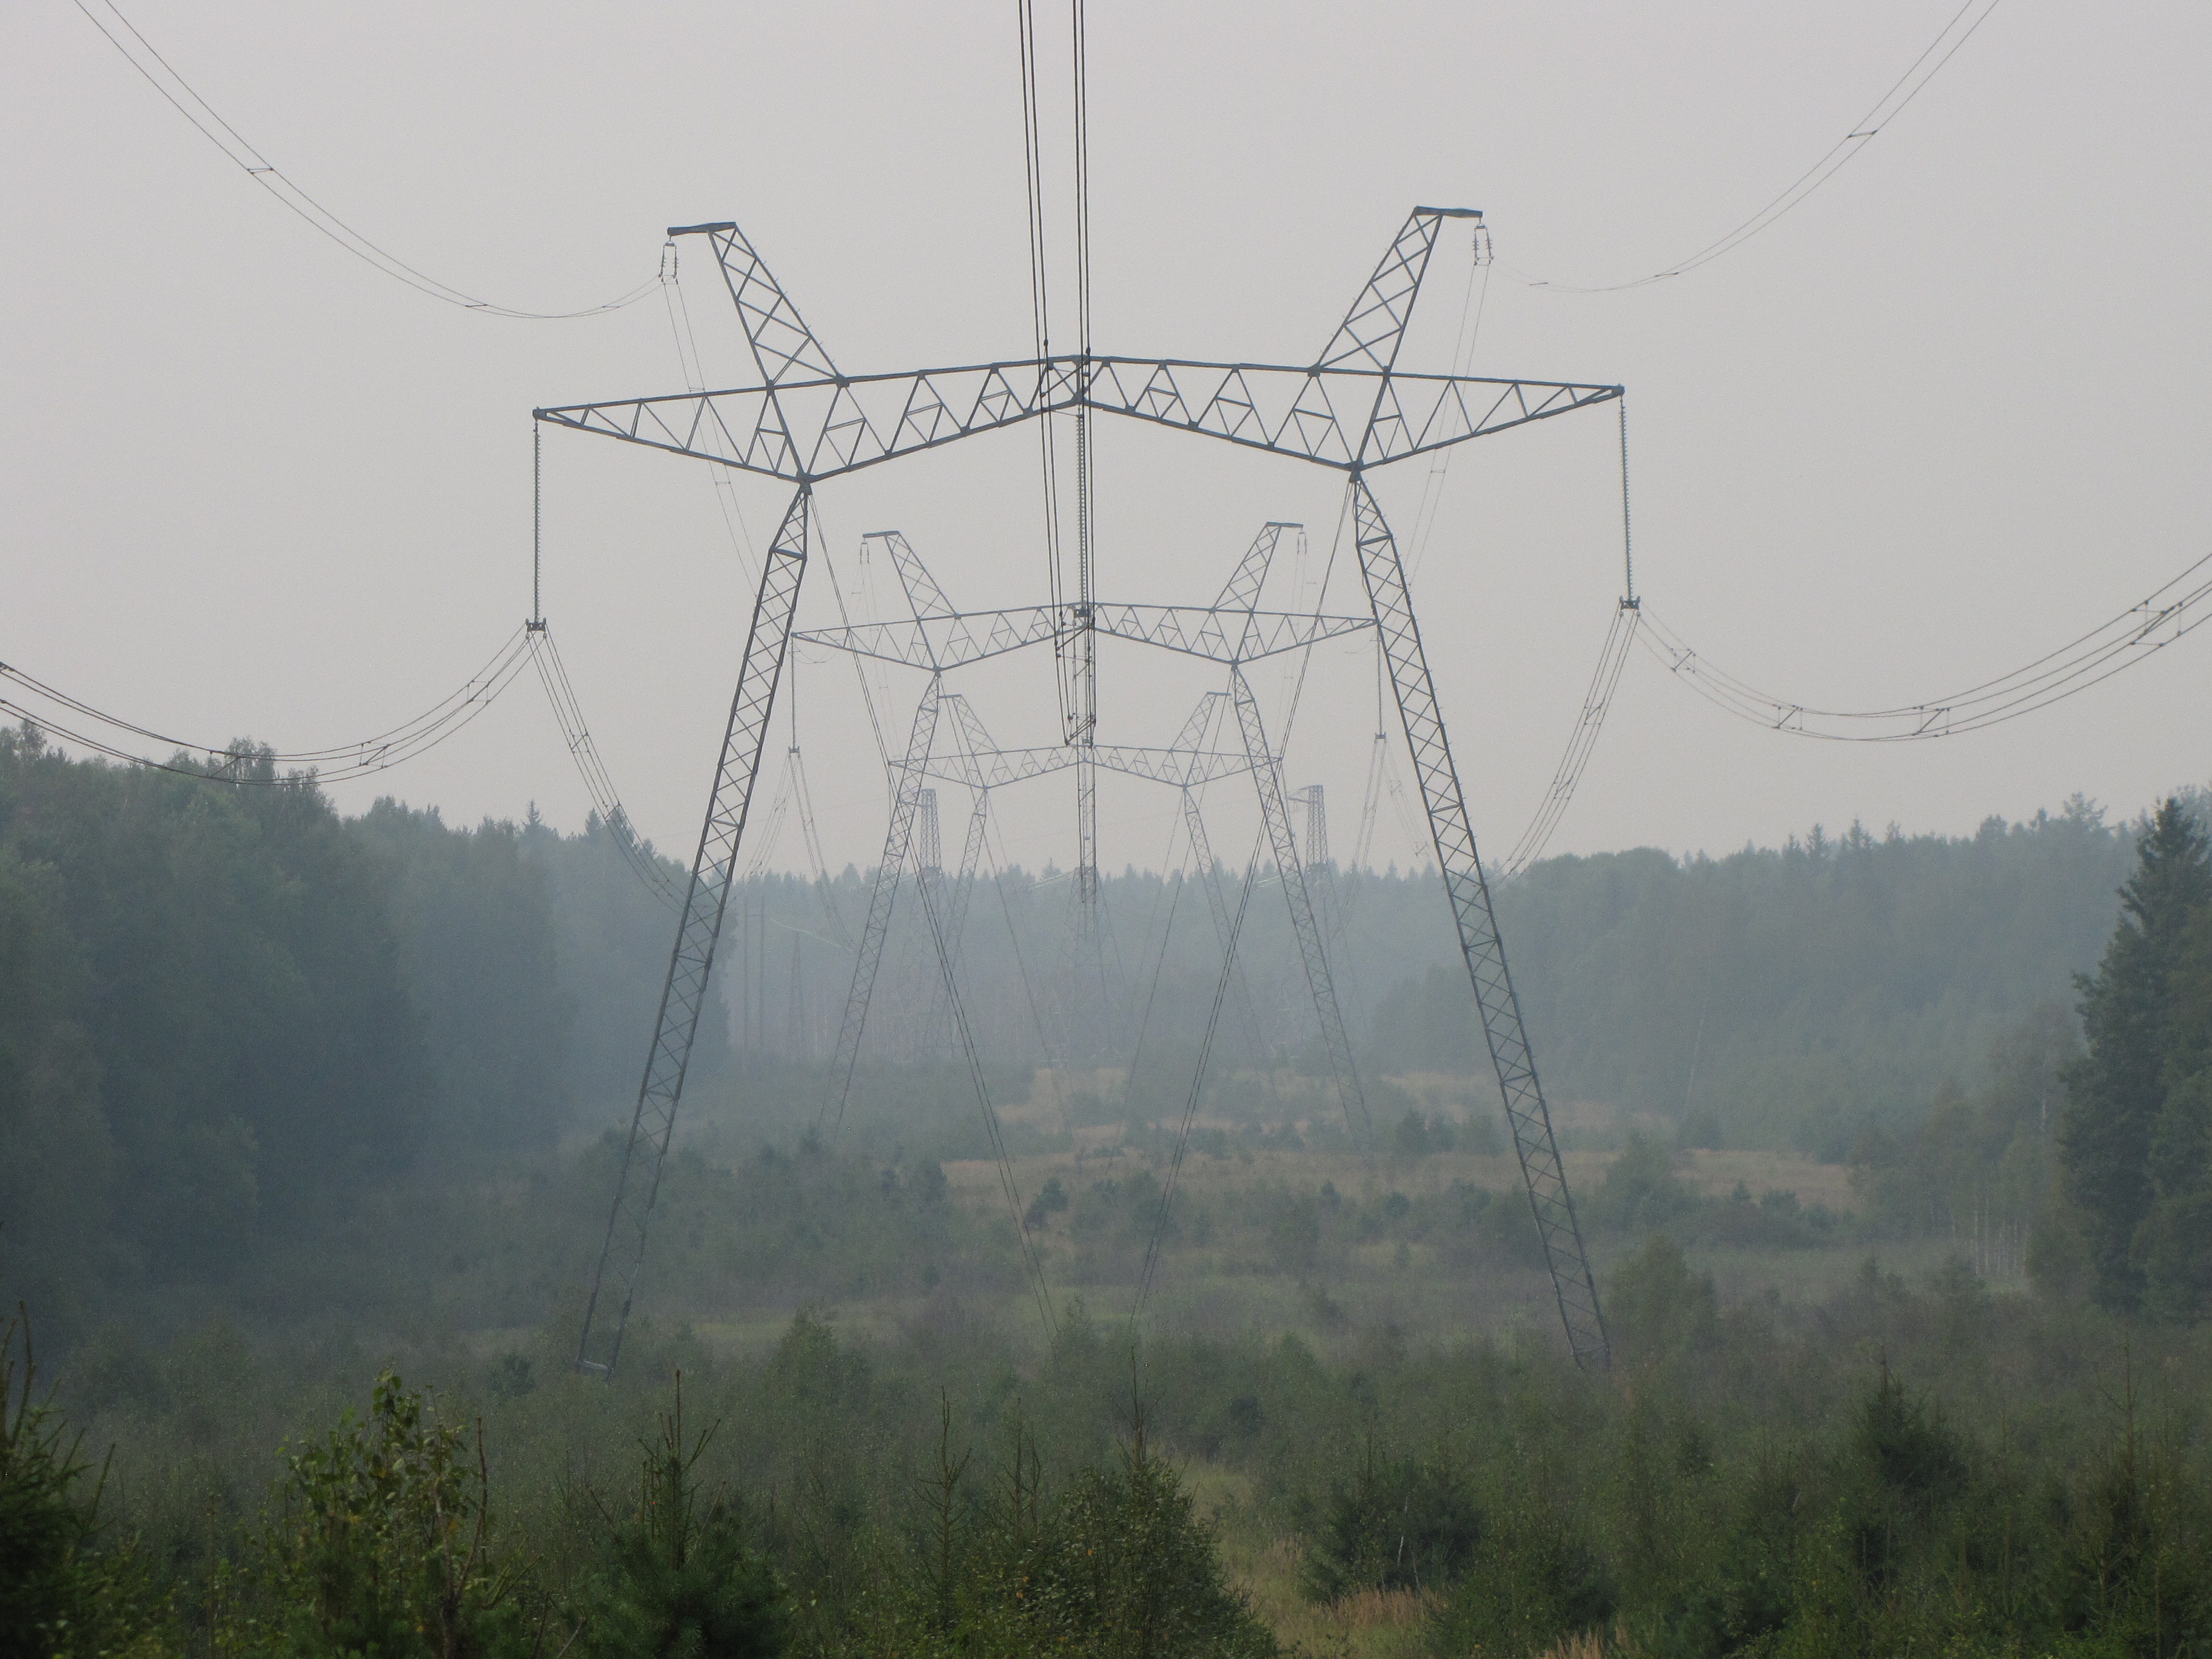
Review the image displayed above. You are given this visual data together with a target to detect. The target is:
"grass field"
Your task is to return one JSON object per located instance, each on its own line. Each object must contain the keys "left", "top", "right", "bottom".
{"left": 655, "top": 1061, "right": 1922, "bottom": 1373}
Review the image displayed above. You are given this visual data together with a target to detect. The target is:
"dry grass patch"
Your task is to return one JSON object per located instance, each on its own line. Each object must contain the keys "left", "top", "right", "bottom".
{"left": 1678, "top": 1148, "right": 1858, "bottom": 1212}
{"left": 1224, "top": 1535, "right": 1438, "bottom": 1659}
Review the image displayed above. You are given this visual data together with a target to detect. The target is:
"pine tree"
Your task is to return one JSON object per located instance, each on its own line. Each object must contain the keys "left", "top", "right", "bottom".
{"left": 2136, "top": 862, "right": 2212, "bottom": 1317}
{"left": 2057, "top": 799, "right": 2212, "bottom": 1309}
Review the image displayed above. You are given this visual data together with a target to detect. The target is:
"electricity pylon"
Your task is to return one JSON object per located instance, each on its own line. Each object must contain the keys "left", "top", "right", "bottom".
{"left": 546, "top": 208, "right": 1618, "bottom": 1375}
{"left": 799, "top": 525, "right": 1376, "bottom": 1141}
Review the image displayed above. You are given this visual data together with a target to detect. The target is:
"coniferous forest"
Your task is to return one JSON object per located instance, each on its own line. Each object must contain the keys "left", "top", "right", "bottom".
{"left": 6, "top": 722, "right": 2212, "bottom": 1657}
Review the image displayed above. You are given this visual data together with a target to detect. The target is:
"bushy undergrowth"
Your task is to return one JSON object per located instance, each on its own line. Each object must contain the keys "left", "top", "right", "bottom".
{"left": 21, "top": 1239, "right": 2212, "bottom": 1659}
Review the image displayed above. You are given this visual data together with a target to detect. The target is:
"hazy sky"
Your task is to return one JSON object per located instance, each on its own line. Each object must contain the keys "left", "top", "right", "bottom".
{"left": 6, "top": 2, "right": 2208, "bottom": 880}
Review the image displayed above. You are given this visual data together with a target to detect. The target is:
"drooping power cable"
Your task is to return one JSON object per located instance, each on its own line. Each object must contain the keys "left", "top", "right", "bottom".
{"left": 1640, "top": 548, "right": 2212, "bottom": 742}
{"left": 1507, "top": 0, "right": 2006, "bottom": 293}
{"left": 526, "top": 626, "right": 680, "bottom": 909}
{"left": 72, "top": 0, "right": 659, "bottom": 320}
{"left": 1491, "top": 395, "right": 1643, "bottom": 881}
{"left": 1495, "top": 602, "right": 1640, "bottom": 882}
{"left": 2, "top": 628, "right": 531, "bottom": 784}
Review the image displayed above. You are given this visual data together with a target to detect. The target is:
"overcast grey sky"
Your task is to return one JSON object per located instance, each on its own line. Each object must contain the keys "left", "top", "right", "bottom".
{"left": 5, "top": 2, "right": 2207, "bottom": 879}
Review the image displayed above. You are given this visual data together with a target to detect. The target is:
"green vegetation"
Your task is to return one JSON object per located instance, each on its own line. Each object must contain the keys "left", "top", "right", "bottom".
{"left": 2051, "top": 799, "right": 2212, "bottom": 1317}
{"left": 8, "top": 732, "right": 2212, "bottom": 1655}
{"left": 19, "top": 1248, "right": 2212, "bottom": 1658}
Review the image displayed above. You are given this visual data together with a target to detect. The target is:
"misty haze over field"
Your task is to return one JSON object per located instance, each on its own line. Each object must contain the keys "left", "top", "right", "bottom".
{"left": 5, "top": 4, "right": 2212, "bottom": 1655}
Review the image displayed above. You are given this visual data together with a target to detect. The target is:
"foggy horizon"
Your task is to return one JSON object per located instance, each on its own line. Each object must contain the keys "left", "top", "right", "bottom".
{"left": 7, "top": 1, "right": 2209, "bottom": 883}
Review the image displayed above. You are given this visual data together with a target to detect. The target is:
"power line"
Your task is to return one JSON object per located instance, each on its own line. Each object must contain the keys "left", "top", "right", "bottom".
{"left": 1016, "top": 0, "right": 1071, "bottom": 740}
{"left": 1641, "top": 548, "right": 2212, "bottom": 741}
{"left": 1407, "top": 223, "right": 1495, "bottom": 583}
{"left": 1495, "top": 602, "right": 1640, "bottom": 880}
{"left": 1509, "top": 0, "right": 2006, "bottom": 293}
{"left": 1491, "top": 396, "right": 1642, "bottom": 881}
{"left": 658, "top": 243, "right": 762, "bottom": 583}
{"left": 71, "top": 0, "right": 659, "bottom": 320}
{"left": 1, "top": 628, "right": 531, "bottom": 783}
{"left": 526, "top": 626, "right": 680, "bottom": 910}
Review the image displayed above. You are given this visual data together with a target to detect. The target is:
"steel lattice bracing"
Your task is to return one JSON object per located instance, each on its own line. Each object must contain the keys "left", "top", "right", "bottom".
{"left": 913, "top": 741, "right": 1255, "bottom": 789}
{"left": 549, "top": 204, "right": 1621, "bottom": 1373}
{"left": 794, "top": 603, "right": 1369, "bottom": 672}
{"left": 914, "top": 788, "right": 943, "bottom": 873}
{"left": 537, "top": 354, "right": 1618, "bottom": 483}
{"left": 575, "top": 486, "right": 812, "bottom": 1376}
{"left": 1298, "top": 784, "right": 1330, "bottom": 872}
{"left": 920, "top": 766, "right": 993, "bottom": 1053}
{"left": 685, "top": 222, "right": 843, "bottom": 386}
{"left": 910, "top": 690, "right": 999, "bottom": 1065}
{"left": 1228, "top": 669, "right": 1372, "bottom": 1148}
{"left": 538, "top": 210, "right": 1615, "bottom": 485}
{"left": 1178, "top": 763, "right": 1275, "bottom": 1071}
{"left": 1349, "top": 476, "right": 1609, "bottom": 1369}
{"left": 820, "top": 677, "right": 946, "bottom": 1133}
{"left": 1316, "top": 209, "right": 1459, "bottom": 372}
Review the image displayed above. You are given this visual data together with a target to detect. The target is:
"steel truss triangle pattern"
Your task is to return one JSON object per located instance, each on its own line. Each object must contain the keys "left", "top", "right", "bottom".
{"left": 560, "top": 206, "right": 1618, "bottom": 1376}
{"left": 1350, "top": 477, "right": 1609, "bottom": 1370}
{"left": 803, "top": 528, "right": 1374, "bottom": 1145}
{"left": 539, "top": 356, "right": 1618, "bottom": 483}
{"left": 819, "top": 676, "right": 946, "bottom": 1134}
{"left": 1230, "top": 669, "right": 1372, "bottom": 1147}
{"left": 795, "top": 603, "right": 1369, "bottom": 672}
{"left": 575, "top": 486, "right": 811, "bottom": 1378}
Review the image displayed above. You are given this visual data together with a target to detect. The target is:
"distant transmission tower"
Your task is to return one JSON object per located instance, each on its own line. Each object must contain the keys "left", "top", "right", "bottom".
{"left": 1298, "top": 784, "right": 1329, "bottom": 873}
{"left": 795, "top": 525, "right": 1375, "bottom": 1139}
{"left": 913, "top": 787, "right": 942, "bottom": 875}
{"left": 543, "top": 207, "right": 1621, "bottom": 1375}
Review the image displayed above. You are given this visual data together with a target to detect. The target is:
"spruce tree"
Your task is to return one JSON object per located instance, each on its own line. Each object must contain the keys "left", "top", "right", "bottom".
{"left": 2136, "top": 868, "right": 2212, "bottom": 1316}
{"left": 2058, "top": 798, "right": 2212, "bottom": 1309}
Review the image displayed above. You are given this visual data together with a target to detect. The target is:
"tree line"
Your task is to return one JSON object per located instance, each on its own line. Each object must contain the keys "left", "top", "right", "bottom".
{"left": 0, "top": 726, "right": 722, "bottom": 1333}
{"left": 0, "top": 722, "right": 2190, "bottom": 1328}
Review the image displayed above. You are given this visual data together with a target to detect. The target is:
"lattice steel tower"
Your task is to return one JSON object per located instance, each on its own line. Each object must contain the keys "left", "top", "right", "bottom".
{"left": 541, "top": 207, "right": 1620, "bottom": 1375}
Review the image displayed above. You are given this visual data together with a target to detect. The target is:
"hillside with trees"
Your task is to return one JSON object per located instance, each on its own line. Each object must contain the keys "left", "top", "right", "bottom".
{"left": 0, "top": 722, "right": 2165, "bottom": 1325}
{"left": 7, "top": 727, "right": 2212, "bottom": 1658}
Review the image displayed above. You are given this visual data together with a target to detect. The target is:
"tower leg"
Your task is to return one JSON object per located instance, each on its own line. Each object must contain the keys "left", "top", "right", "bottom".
{"left": 1074, "top": 747, "right": 1099, "bottom": 935}
{"left": 1228, "top": 668, "right": 1373, "bottom": 1148}
{"left": 1349, "top": 474, "right": 1609, "bottom": 1370}
{"left": 922, "top": 785, "right": 993, "bottom": 1053}
{"left": 1182, "top": 789, "right": 1279, "bottom": 1077}
{"left": 576, "top": 486, "right": 813, "bottom": 1376}
{"left": 819, "top": 677, "right": 946, "bottom": 1131}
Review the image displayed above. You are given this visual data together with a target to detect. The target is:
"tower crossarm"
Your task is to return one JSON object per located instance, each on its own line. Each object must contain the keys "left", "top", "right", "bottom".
{"left": 914, "top": 743, "right": 1257, "bottom": 791}
{"left": 794, "top": 609, "right": 1060, "bottom": 672}
{"left": 797, "top": 603, "right": 1369, "bottom": 671}
{"left": 535, "top": 361, "right": 1617, "bottom": 483}
{"left": 1092, "top": 603, "right": 1371, "bottom": 663}
{"left": 549, "top": 209, "right": 1615, "bottom": 492}
{"left": 1082, "top": 361, "right": 1620, "bottom": 470}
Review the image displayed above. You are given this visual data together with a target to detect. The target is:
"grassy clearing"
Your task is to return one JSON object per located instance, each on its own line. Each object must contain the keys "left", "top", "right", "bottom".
{"left": 1675, "top": 1147, "right": 1859, "bottom": 1211}
{"left": 617, "top": 1097, "right": 1880, "bottom": 1379}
